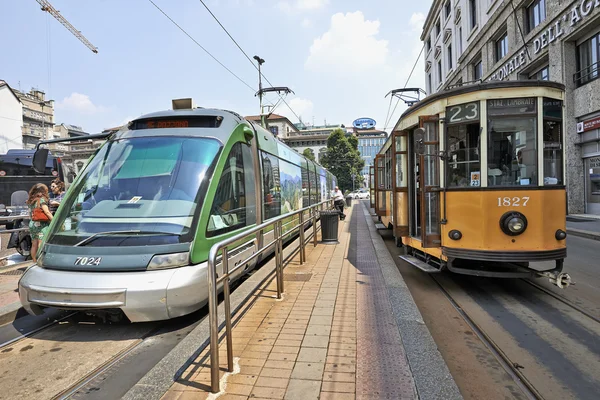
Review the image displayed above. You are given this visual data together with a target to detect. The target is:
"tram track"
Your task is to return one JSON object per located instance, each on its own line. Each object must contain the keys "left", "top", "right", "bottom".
{"left": 0, "top": 311, "right": 78, "bottom": 351}
{"left": 430, "top": 274, "right": 542, "bottom": 400}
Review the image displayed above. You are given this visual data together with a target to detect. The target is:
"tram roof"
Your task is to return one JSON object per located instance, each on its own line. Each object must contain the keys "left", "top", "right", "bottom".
{"left": 396, "top": 80, "right": 565, "bottom": 125}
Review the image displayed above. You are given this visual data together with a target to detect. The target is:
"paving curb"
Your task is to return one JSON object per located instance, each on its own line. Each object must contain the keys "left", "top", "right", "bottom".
{"left": 0, "top": 302, "right": 23, "bottom": 326}
{"left": 122, "top": 236, "right": 306, "bottom": 400}
{"left": 566, "top": 228, "right": 600, "bottom": 241}
{"left": 360, "top": 202, "right": 463, "bottom": 400}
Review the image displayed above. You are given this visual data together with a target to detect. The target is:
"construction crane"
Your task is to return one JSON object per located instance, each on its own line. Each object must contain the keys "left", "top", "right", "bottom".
{"left": 35, "top": 0, "right": 98, "bottom": 53}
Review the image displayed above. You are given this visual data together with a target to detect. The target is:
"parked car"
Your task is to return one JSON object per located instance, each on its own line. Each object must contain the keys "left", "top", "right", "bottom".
{"left": 351, "top": 189, "right": 369, "bottom": 199}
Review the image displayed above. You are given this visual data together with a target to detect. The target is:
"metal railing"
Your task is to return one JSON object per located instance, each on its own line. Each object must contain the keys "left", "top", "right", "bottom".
{"left": 574, "top": 61, "right": 599, "bottom": 86}
{"left": 207, "top": 199, "right": 333, "bottom": 392}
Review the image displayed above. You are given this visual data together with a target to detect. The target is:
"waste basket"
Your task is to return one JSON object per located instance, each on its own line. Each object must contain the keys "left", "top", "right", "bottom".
{"left": 319, "top": 210, "right": 339, "bottom": 243}
{"left": 345, "top": 196, "right": 352, "bottom": 207}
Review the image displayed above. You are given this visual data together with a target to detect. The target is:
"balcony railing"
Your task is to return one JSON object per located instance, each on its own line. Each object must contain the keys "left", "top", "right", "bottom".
{"left": 574, "top": 61, "right": 599, "bottom": 87}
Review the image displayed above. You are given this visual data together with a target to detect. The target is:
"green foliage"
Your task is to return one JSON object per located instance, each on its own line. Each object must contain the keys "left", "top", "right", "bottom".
{"left": 320, "top": 128, "right": 365, "bottom": 191}
{"left": 302, "top": 147, "right": 316, "bottom": 162}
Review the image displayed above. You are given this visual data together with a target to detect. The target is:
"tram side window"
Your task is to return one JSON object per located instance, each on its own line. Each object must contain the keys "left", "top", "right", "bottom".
{"left": 208, "top": 142, "right": 256, "bottom": 235}
{"left": 261, "top": 151, "right": 281, "bottom": 220}
{"left": 301, "top": 167, "right": 309, "bottom": 209}
{"left": 487, "top": 98, "right": 537, "bottom": 186}
{"left": 543, "top": 98, "right": 563, "bottom": 185}
{"left": 446, "top": 102, "right": 480, "bottom": 187}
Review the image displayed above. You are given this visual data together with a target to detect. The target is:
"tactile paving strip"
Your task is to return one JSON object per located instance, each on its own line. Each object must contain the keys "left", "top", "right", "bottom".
{"left": 352, "top": 206, "right": 417, "bottom": 399}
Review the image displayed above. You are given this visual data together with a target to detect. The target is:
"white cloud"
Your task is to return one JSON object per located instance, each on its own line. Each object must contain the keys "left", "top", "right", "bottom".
{"left": 305, "top": 11, "right": 388, "bottom": 74}
{"left": 409, "top": 12, "right": 425, "bottom": 29}
{"left": 56, "top": 93, "right": 106, "bottom": 114}
{"left": 301, "top": 18, "right": 313, "bottom": 28}
{"left": 279, "top": 97, "right": 314, "bottom": 123}
{"left": 278, "top": 0, "right": 328, "bottom": 13}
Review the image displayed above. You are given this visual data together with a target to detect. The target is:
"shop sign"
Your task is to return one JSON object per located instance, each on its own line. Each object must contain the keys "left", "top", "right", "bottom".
{"left": 487, "top": 98, "right": 536, "bottom": 115}
{"left": 590, "top": 157, "right": 600, "bottom": 168}
{"left": 489, "top": 0, "right": 600, "bottom": 81}
{"left": 577, "top": 116, "right": 600, "bottom": 133}
{"left": 353, "top": 118, "right": 376, "bottom": 130}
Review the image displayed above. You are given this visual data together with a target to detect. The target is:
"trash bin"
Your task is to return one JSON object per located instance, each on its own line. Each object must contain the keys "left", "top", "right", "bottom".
{"left": 345, "top": 196, "right": 352, "bottom": 207}
{"left": 319, "top": 210, "right": 339, "bottom": 243}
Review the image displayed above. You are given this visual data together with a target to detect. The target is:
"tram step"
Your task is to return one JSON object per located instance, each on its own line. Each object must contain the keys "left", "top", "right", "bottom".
{"left": 399, "top": 255, "right": 442, "bottom": 273}
{"left": 375, "top": 223, "right": 387, "bottom": 230}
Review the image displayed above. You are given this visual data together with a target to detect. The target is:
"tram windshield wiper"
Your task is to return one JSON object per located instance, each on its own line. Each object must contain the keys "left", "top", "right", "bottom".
{"left": 73, "top": 230, "right": 182, "bottom": 247}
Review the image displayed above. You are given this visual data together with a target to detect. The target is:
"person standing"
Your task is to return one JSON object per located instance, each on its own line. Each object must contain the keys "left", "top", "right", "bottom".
{"left": 332, "top": 186, "right": 345, "bottom": 220}
{"left": 49, "top": 179, "right": 66, "bottom": 215}
{"left": 27, "top": 183, "right": 53, "bottom": 262}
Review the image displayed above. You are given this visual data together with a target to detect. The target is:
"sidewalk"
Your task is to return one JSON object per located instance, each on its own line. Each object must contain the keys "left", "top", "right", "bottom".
{"left": 0, "top": 259, "right": 28, "bottom": 326}
{"left": 567, "top": 214, "right": 600, "bottom": 241}
{"left": 161, "top": 202, "right": 460, "bottom": 400}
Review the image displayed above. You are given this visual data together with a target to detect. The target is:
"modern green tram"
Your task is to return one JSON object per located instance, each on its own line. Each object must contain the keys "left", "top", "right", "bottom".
{"left": 18, "top": 102, "right": 337, "bottom": 322}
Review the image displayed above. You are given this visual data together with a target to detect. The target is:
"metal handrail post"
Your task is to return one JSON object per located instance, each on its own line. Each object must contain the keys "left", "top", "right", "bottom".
{"left": 222, "top": 247, "right": 233, "bottom": 373}
{"left": 313, "top": 209, "right": 318, "bottom": 247}
{"left": 208, "top": 248, "right": 220, "bottom": 393}
{"left": 274, "top": 222, "right": 282, "bottom": 299}
{"left": 278, "top": 220, "right": 284, "bottom": 294}
{"left": 299, "top": 212, "right": 305, "bottom": 265}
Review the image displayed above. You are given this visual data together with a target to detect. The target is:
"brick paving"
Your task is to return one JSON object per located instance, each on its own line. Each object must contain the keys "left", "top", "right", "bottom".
{"left": 162, "top": 203, "right": 417, "bottom": 400}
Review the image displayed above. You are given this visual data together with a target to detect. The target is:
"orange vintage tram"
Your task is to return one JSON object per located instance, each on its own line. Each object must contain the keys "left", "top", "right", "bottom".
{"left": 372, "top": 81, "right": 570, "bottom": 288}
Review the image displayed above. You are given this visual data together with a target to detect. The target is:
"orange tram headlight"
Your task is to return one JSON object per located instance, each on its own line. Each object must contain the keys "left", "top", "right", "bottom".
{"left": 499, "top": 211, "right": 528, "bottom": 236}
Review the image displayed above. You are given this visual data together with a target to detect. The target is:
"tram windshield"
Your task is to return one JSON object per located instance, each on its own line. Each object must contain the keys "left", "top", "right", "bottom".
{"left": 46, "top": 136, "right": 221, "bottom": 246}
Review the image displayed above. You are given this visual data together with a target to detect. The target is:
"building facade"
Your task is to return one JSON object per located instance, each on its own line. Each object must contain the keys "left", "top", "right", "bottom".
{"left": 245, "top": 114, "right": 299, "bottom": 139}
{"left": 356, "top": 129, "right": 387, "bottom": 181}
{"left": 283, "top": 124, "right": 346, "bottom": 163}
{"left": 13, "top": 88, "right": 55, "bottom": 150}
{"left": 422, "top": 0, "right": 600, "bottom": 214}
{"left": 0, "top": 81, "right": 23, "bottom": 153}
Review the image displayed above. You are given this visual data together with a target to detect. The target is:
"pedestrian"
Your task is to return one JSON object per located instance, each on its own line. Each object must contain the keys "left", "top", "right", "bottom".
{"left": 332, "top": 186, "right": 345, "bottom": 220}
{"left": 49, "top": 179, "right": 66, "bottom": 215}
{"left": 26, "top": 183, "right": 53, "bottom": 262}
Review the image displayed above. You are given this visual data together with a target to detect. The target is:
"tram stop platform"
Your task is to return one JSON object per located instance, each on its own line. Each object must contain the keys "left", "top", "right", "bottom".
{"left": 154, "top": 202, "right": 461, "bottom": 400}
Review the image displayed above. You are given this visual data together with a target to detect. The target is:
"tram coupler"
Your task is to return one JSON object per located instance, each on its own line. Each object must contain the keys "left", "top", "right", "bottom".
{"left": 537, "top": 271, "right": 572, "bottom": 288}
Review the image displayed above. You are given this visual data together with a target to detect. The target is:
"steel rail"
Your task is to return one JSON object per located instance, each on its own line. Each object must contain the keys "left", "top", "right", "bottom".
{"left": 207, "top": 200, "right": 332, "bottom": 392}
{"left": 522, "top": 279, "right": 600, "bottom": 325}
{"left": 0, "top": 312, "right": 77, "bottom": 350}
{"left": 431, "top": 275, "right": 542, "bottom": 400}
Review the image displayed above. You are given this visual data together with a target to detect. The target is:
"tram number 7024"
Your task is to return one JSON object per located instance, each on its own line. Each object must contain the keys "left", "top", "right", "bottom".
{"left": 497, "top": 197, "right": 530, "bottom": 207}
{"left": 74, "top": 257, "right": 102, "bottom": 266}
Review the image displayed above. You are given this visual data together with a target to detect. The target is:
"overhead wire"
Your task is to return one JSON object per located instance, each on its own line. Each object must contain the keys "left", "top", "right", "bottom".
{"left": 147, "top": 0, "right": 256, "bottom": 93}
{"left": 384, "top": 43, "right": 426, "bottom": 131}
{"left": 197, "top": 0, "right": 303, "bottom": 123}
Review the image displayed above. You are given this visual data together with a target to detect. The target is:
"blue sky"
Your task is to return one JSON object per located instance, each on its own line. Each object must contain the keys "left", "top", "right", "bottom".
{"left": 1, "top": 0, "right": 432, "bottom": 133}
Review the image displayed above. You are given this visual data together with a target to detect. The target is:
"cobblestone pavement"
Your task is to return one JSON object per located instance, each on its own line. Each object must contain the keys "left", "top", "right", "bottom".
{"left": 161, "top": 203, "right": 417, "bottom": 400}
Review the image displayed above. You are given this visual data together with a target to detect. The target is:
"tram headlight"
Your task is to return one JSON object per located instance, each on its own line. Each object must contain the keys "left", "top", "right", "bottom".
{"left": 448, "top": 230, "right": 462, "bottom": 240}
{"left": 147, "top": 251, "right": 190, "bottom": 270}
{"left": 555, "top": 229, "right": 567, "bottom": 240}
{"left": 500, "top": 212, "right": 528, "bottom": 236}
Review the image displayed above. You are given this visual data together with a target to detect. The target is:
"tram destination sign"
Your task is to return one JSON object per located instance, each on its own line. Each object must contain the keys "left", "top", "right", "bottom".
{"left": 487, "top": 98, "right": 536, "bottom": 116}
{"left": 446, "top": 102, "right": 479, "bottom": 124}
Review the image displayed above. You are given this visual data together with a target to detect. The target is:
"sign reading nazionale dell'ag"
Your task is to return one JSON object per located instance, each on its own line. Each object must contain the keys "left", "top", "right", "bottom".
{"left": 489, "top": 0, "right": 600, "bottom": 81}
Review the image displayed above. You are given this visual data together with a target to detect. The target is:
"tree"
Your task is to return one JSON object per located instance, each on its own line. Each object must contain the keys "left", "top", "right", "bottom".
{"left": 302, "top": 148, "right": 315, "bottom": 162}
{"left": 320, "top": 128, "right": 365, "bottom": 192}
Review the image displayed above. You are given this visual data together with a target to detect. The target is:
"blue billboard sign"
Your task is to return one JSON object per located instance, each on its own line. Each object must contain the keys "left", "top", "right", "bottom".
{"left": 353, "top": 118, "right": 376, "bottom": 129}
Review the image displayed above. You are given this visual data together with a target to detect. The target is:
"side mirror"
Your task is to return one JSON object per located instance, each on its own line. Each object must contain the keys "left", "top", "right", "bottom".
{"left": 414, "top": 128, "right": 425, "bottom": 155}
{"left": 32, "top": 148, "right": 49, "bottom": 174}
{"left": 243, "top": 126, "right": 255, "bottom": 142}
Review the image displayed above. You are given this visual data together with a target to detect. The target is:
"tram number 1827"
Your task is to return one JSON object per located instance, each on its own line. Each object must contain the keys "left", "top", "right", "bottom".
{"left": 497, "top": 197, "right": 530, "bottom": 207}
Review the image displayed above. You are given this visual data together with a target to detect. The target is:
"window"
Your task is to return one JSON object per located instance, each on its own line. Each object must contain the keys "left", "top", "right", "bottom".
{"left": 435, "top": 19, "right": 441, "bottom": 37}
{"left": 269, "top": 125, "right": 279, "bottom": 136}
{"left": 427, "top": 73, "right": 432, "bottom": 94}
{"left": 530, "top": 65, "right": 549, "bottom": 80}
{"left": 261, "top": 151, "right": 281, "bottom": 220}
{"left": 526, "top": 0, "right": 546, "bottom": 33}
{"left": 487, "top": 98, "right": 537, "bottom": 186}
{"left": 458, "top": 27, "right": 463, "bottom": 55}
{"left": 427, "top": 38, "right": 432, "bottom": 53}
{"left": 446, "top": 102, "right": 480, "bottom": 187}
{"left": 469, "top": 0, "right": 477, "bottom": 30}
{"left": 495, "top": 32, "right": 508, "bottom": 62}
{"left": 473, "top": 60, "right": 483, "bottom": 80}
{"left": 437, "top": 60, "right": 442, "bottom": 83}
{"left": 445, "top": 1, "right": 451, "bottom": 19}
{"left": 542, "top": 98, "right": 563, "bottom": 185}
{"left": 447, "top": 44, "right": 453, "bottom": 70}
{"left": 208, "top": 142, "right": 256, "bottom": 235}
{"left": 576, "top": 32, "right": 600, "bottom": 86}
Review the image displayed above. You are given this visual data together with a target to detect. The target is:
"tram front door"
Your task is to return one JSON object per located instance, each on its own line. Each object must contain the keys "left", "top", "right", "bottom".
{"left": 411, "top": 117, "right": 441, "bottom": 248}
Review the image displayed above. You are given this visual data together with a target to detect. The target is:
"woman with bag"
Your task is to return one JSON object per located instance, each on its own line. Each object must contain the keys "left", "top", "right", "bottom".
{"left": 26, "top": 183, "right": 53, "bottom": 262}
